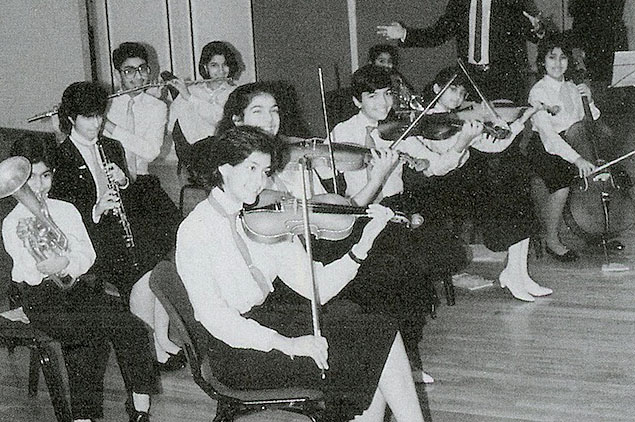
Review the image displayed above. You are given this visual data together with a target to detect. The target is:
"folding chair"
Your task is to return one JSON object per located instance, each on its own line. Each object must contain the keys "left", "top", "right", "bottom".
{"left": 148, "top": 260, "right": 324, "bottom": 422}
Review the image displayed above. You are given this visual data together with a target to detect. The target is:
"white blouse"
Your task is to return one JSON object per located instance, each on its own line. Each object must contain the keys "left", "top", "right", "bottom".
{"left": 175, "top": 188, "right": 361, "bottom": 352}
{"left": 2, "top": 199, "right": 96, "bottom": 286}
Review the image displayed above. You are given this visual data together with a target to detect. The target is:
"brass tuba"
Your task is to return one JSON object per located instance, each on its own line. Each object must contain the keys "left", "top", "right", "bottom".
{"left": 0, "top": 156, "right": 75, "bottom": 290}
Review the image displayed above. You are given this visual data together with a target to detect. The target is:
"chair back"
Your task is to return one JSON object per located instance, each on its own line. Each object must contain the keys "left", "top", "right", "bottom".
{"left": 148, "top": 260, "right": 226, "bottom": 400}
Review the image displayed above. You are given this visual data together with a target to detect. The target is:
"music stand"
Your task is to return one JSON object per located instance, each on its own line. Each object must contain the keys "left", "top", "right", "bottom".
{"left": 609, "top": 51, "right": 635, "bottom": 88}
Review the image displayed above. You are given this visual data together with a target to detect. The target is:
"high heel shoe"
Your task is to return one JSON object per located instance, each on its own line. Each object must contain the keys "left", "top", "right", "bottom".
{"left": 524, "top": 278, "right": 553, "bottom": 297}
{"left": 545, "top": 246, "right": 578, "bottom": 262}
{"left": 499, "top": 271, "right": 534, "bottom": 302}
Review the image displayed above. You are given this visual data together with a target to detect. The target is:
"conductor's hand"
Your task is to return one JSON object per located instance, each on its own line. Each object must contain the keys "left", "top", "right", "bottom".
{"left": 95, "top": 188, "right": 120, "bottom": 218}
{"left": 367, "top": 148, "right": 399, "bottom": 184}
{"left": 574, "top": 157, "right": 597, "bottom": 178}
{"left": 377, "top": 22, "right": 406, "bottom": 41}
{"left": 289, "top": 335, "right": 329, "bottom": 370}
{"left": 36, "top": 255, "right": 69, "bottom": 276}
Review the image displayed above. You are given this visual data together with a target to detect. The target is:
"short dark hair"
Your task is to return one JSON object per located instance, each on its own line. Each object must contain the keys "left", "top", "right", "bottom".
{"left": 198, "top": 41, "right": 240, "bottom": 79}
{"left": 216, "top": 82, "right": 278, "bottom": 135}
{"left": 57, "top": 81, "right": 108, "bottom": 135}
{"left": 536, "top": 34, "right": 573, "bottom": 76}
{"left": 432, "top": 66, "right": 468, "bottom": 90}
{"left": 351, "top": 64, "right": 392, "bottom": 101}
{"left": 368, "top": 44, "right": 399, "bottom": 68}
{"left": 191, "top": 126, "right": 284, "bottom": 189}
{"left": 10, "top": 134, "right": 57, "bottom": 170}
{"left": 112, "top": 42, "right": 148, "bottom": 70}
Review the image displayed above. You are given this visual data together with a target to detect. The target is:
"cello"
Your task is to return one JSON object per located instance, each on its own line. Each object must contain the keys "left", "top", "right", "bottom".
{"left": 562, "top": 69, "right": 635, "bottom": 264}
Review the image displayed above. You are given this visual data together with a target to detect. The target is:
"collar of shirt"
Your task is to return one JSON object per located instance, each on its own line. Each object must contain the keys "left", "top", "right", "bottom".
{"left": 69, "top": 127, "right": 97, "bottom": 147}
{"left": 541, "top": 75, "right": 568, "bottom": 91}
{"left": 353, "top": 110, "right": 379, "bottom": 128}
{"left": 211, "top": 187, "right": 243, "bottom": 215}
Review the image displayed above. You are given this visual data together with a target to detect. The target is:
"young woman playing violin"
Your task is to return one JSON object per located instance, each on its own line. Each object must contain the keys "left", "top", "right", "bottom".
{"left": 212, "top": 77, "right": 442, "bottom": 384}
{"left": 398, "top": 66, "right": 552, "bottom": 302}
{"left": 176, "top": 126, "right": 425, "bottom": 422}
{"left": 527, "top": 35, "right": 601, "bottom": 262}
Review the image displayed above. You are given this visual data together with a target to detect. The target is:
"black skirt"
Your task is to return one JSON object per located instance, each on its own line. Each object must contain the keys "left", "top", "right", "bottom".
{"left": 402, "top": 143, "right": 538, "bottom": 252}
{"left": 526, "top": 132, "right": 578, "bottom": 193}
{"left": 207, "top": 287, "right": 398, "bottom": 421}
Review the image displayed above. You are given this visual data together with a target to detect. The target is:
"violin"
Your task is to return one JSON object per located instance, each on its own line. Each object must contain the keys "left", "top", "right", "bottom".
{"left": 282, "top": 136, "right": 429, "bottom": 172}
{"left": 240, "top": 193, "right": 413, "bottom": 244}
{"left": 412, "top": 101, "right": 559, "bottom": 141}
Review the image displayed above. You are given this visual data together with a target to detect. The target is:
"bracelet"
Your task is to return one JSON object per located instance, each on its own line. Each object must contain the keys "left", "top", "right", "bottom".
{"left": 348, "top": 249, "right": 365, "bottom": 265}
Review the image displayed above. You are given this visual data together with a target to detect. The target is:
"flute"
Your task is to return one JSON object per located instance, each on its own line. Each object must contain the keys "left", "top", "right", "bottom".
{"left": 27, "top": 75, "right": 233, "bottom": 122}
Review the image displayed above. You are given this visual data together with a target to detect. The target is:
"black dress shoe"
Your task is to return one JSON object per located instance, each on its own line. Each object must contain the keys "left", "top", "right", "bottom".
{"left": 129, "top": 410, "right": 150, "bottom": 422}
{"left": 546, "top": 247, "right": 579, "bottom": 262}
{"left": 155, "top": 350, "right": 187, "bottom": 372}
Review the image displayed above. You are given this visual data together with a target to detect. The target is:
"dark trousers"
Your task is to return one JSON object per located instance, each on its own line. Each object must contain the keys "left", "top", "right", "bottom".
{"left": 21, "top": 277, "right": 160, "bottom": 420}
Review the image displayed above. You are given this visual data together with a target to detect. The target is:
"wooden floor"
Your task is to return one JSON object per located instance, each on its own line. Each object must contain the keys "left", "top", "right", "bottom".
{"left": 3, "top": 87, "right": 635, "bottom": 421}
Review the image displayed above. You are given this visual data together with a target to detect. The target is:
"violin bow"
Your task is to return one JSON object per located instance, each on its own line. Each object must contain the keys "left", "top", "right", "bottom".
{"left": 318, "top": 67, "right": 339, "bottom": 194}
{"left": 390, "top": 74, "right": 458, "bottom": 149}
{"left": 456, "top": 58, "right": 510, "bottom": 130}
{"left": 589, "top": 149, "right": 635, "bottom": 177}
{"left": 298, "top": 157, "right": 326, "bottom": 380}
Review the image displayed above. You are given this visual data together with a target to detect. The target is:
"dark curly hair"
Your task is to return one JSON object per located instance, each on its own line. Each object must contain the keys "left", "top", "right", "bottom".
{"left": 57, "top": 81, "right": 108, "bottom": 135}
{"left": 536, "top": 33, "right": 573, "bottom": 77}
{"left": 351, "top": 64, "right": 392, "bottom": 102}
{"left": 368, "top": 44, "right": 399, "bottom": 68}
{"left": 198, "top": 41, "right": 240, "bottom": 79}
{"left": 10, "top": 134, "right": 58, "bottom": 170}
{"left": 191, "top": 126, "right": 285, "bottom": 190}
{"left": 216, "top": 82, "right": 278, "bottom": 136}
{"left": 112, "top": 42, "right": 148, "bottom": 70}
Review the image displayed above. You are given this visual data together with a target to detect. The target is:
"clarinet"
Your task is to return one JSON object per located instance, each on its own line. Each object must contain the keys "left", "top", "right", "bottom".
{"left": 96, "top": 143, "right": 139, "bottom": 269}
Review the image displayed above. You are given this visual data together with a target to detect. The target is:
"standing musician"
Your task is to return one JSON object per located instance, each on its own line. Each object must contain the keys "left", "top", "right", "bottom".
{"left": 527, "top": 35, "right": 622, "bottom": 261}
{"left": 377, "top": 0, "right": 546, "bottom": 102}
{"left": 2, "top": 135, "right": 159, "bottom": 422}
{"left": 397, "top": 66, "right": 551, "bottom": 301}
{"left": 176, "top": 125, "right": 425, "bottom": 422}
{"left": 167, "top": 41, "right": 238, "bottom": 171}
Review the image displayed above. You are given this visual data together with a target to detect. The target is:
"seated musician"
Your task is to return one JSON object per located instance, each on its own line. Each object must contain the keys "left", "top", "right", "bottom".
{"left": 176, "top": 125, "right": 425, "bottom": 422}
{"left": 527, "top": 35, "right": 617, "bottom": 261}
{"left": 397, "top": 66, "right": 552, "bottom": 301}
{"left": 2, "top": 135, "right": 159, "bottom": 422}
{"left": 102, "top": 42, "right": 166, "bottom": 183}
{"left": 167, "top": 41, "right": 238, "bottom": 170}
{"left": 101, "top": 42, "right": 184, "bottom": 371}
{"left": 323, "top": 64, "right": 468, "bottom": 381}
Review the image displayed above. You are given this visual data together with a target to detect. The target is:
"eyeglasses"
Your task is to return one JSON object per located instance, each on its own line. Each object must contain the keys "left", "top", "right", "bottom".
{"left": 120, "top": 63, "right": 150, "bottom": 77}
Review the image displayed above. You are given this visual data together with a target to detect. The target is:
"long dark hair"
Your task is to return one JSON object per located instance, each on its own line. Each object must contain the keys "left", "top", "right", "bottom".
{"left": 198, "top": 41, "right": 240, "bottom": 79}
{"left": 216, "top": 82, "right": 278, "bottom": 136}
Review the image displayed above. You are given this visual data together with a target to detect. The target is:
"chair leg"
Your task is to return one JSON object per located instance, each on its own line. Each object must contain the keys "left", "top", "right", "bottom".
{"left": 443, "top": 276, "right": 456, "bottom": 306}
{"left": 28, "top": 347, "right": 40, "bottom": 396}
{"left": 36, "top": 342, "right": 72, "bottom": 422}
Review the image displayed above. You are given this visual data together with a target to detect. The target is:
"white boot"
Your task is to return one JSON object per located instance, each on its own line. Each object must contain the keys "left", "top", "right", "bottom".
{"left": 500, "top": 240, "right": 534, "bottom": 302}
{"left": 519, "top": 238, "right": 553, "bottom": 297}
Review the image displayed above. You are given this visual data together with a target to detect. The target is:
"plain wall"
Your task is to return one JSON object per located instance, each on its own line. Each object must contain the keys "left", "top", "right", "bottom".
{"left": 0, "top": 0, "right": 90, "bottom": 132}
